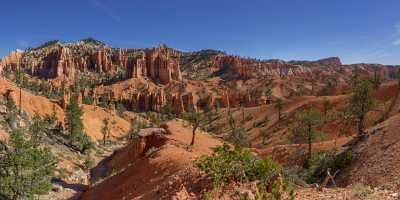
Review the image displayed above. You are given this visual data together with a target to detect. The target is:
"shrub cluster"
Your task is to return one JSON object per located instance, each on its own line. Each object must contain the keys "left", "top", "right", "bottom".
{"left": 305, "top": 150, "right": 352, "bottom": 183}
{"left": 0, "top": 129, "right": 57, "bottom": 199}
{"left": 196, "top": 144, "right": 282, "bottom": 187}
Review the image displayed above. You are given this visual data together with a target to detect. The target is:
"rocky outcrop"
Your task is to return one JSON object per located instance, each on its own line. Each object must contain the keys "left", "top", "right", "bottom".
{"left": 205, "top": 91, "right": 228, "bottom": 109}
{"left": 128, "top": 46, "right": 182, "bottom": 84}
{"left": 211, "top": 55, "right": 312, "bottom": 79}
{"left": 314, "top": 57, "right": 342, "bottom": 67}
{"left": 19, "top": 46, "right": 76, "bottom": 79}
{"left": 4, "top": 40, "right": 399, "bottom": 115}
{"left": 90, "top": 49, "right": 113, "bottom": 73}
{"left": 131, "top": 89, "right": 166, "bottom": 112}
{"left": 346, "top": 63, "right": 400, "bottom": 81}
{"left": 290, "top": 57, "right": 342, "bottom": 68}
{"left": 170, "top": 92, "right": 197, "bottom": 113}
{"left": 224, "top": 90, "right": 268, "bottom": 108}
{"left": 1, "top": 43, "right": 183, "bottom": 86}
{"left": 90, "top": 128, "right": 168, "bottom": 184}
{"left": 0, "top": 49, "right": 23, "bottom": 75}
{"left": 24, "top": 46, "right": 116, "bottom": 79}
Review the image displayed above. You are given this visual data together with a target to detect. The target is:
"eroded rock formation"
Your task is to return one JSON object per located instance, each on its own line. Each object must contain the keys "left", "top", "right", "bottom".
{"left": 8, "top": 43, "right": 183, "bottom": 86}
{"left": 211, "top": 54, "right": 312, "bottom": 79}
{"left": 89, "top": 85, "right": 199, "bottom": 114}
{"left": 0, "top": 49, "right": 23, "bottom": 75}
{"left": 2, "top": 40, "right": 399, "bottom": 114}
{"left": 128, "top": 46, "right": 182, "bottom": 84}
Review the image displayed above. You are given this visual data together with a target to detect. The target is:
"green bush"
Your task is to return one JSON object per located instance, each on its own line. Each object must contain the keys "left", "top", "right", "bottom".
{"left": 83, "top": 95, "right": 94, "bottom": 105}
{"left": 29, "top": 40, "right": 60, "bottom": 50}
{"left": 245, "top": 114, "right": 253, "bottom": 121}
{"left": 127, "top": 117, "right": 145, "bottom": 140}
{"left": 83, "top": 156, "right": 95, "bottom": 171}
{"left": 232, "top": 127, "right": 250, "bottom": 148}
{"left": 196, "top": 144, "right": 282, "bottom": 187}
{"left": 65, "top": 92, "right": 93, "bottom": 153}
{"left": 160, "top": 104, "right": 175, "bottom": 120}
{"left": 254, "top": 116, "right": 269, "bottom": 128}
{"left": 81, "top": 37, "right": 105, "bottom": 46}
{"left": 116, "top": 103, "right": 127, "bottom": 115}
{"left": 0, "top": 130, "right": 57, "bottom": 199}
{"left": 351, "top": 183, "right": 373, "bottom": 198}
{"left": 146, "top": 112, "right": 161, "bottom": 126}
{"left": 306, "top": 150, "right": 352, "bottom": 183}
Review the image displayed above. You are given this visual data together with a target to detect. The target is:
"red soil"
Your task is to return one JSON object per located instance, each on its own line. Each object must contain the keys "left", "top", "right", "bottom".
{"left": 80, "top": 120, "right": 223, "bottom": 200}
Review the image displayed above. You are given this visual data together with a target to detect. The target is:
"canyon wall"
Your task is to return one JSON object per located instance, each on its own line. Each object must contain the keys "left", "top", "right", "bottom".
{"left": 211, "top": 54, "right": 313, "bottom": 79}
{"left": 0, "top": 49, "right": 24, "bottom": 75}
{"left": 2, "top": 42, "right": 398, "bottom": 114}
{"left": 127, "top": 46, "right": 182, "bottom": 84}
{"left": 4, "top": 44, "right": 182, "bottom": 85}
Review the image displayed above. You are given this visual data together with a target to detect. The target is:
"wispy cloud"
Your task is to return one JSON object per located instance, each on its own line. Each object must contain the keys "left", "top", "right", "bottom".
{"left": 16, "top": 39, "right": 29, "bottom": 48}
{"left": 395, "top": 24, "right": 400, "bottom": 33}
{"left": 326, "top": 40, "right": 345, "bottom": 46}
{"left": 393, "top": 39, "right": 400, "bottom": 46}
{"left": 88, "top": 0, "right": 121, "bottom": 23}
{"left": 335, "top": 24, "right": 400, "bottom": 64}
{"left": 392, "top": 23, "right": 400, "bottom": 46}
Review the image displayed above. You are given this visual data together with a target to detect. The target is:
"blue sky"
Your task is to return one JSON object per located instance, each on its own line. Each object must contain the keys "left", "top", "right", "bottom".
{"left": 1, "top": 0, "right": 400, "bottom": 64}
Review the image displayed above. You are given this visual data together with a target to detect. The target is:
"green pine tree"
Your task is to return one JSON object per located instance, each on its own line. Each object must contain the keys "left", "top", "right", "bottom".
{"left": 290, "top": 108, "right": 323, "bottom": 167}
{"left": 0, "top": 130, "right": 57, "bottom": 200}
{"left": 29, "top": 112, "right": 46, "bottom": 147}
{"left": 101, "top": 117, "right": 110, "bottom": 145}
{"left": 181, "top": 108, "right": 219, "bottom": 146}
{"left": 322, "top": 97, "right": 332, "bottom": 117}
{"left": 274, "top": 98, "right": 284, "bottom": 121}
{"left": 5, "top": 96, "right": 18, "bottom": 129}
{"left": 65, "top": 92, "right": 92, "bottom": 153}
{"left": 371, "top": 67, "right": 381, "bottom": 90}
{"left": 347, "top": 76, "right": 376, "bottom": 137}
{"left": 127, "top": 117, "right": 144, "bottom": 140}
{"left": 397, "top": 68, "right": 400, "bottom": 90}
{"left": 227, "top": 111, "right": 249, "bottom": 148}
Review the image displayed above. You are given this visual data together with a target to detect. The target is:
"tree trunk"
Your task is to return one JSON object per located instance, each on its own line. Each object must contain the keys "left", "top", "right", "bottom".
{"left": 278, "top": 109, "right": 281, "bottom": 121}
{"left": 190, "top": 125, "right": 198, "bottom": 146}
{"left": 334, "top": 134, "right": 338, "bottom": 150}
{"left": 242, "top": 106, "right": 245, "bottom": 122}
{"left": 262, "top": 135, "right": 266, "bottom": 145}
{"left": 358, "top": 115, "right": 365, "bottom": 136}
{"left": 306, "top": 124, "right": 312, "bottom": 168}
{"left": 311, "top": 83, "right": 314, "bottom": 94}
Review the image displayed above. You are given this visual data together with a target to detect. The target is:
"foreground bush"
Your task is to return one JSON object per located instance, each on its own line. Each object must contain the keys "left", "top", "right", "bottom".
{"left": 306, "top": 150, "right": 352, "bottom": 183}
{"left": 0, "top": 130, "right": 57, "bottom": 199}
{"left": 196, "top": 144, "right": 282, "bottom": 187}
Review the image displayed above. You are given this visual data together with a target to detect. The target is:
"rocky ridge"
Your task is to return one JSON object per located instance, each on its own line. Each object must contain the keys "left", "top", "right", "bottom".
{"left": 1, "top": 39, "right": 399, "bottom": 114}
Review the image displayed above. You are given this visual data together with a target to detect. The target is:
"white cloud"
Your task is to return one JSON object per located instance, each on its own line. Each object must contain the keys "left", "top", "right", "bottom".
{"left": 393, "top": 39, "right": 400, "bottom": 46}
